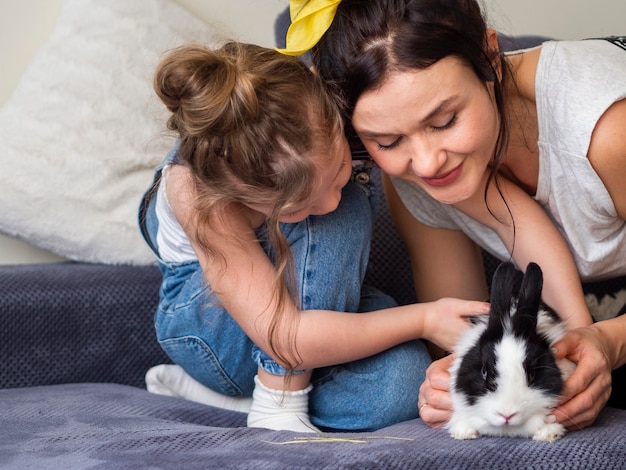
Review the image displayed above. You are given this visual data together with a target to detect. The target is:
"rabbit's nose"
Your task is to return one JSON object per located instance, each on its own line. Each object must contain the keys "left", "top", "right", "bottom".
{"left": 499, "top": 412, "right": 517, "bottom": 424}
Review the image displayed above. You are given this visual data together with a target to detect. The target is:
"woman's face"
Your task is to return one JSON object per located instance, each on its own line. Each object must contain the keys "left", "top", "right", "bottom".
{"left": 352, "top": 56, "right": 500, "bottom": 205}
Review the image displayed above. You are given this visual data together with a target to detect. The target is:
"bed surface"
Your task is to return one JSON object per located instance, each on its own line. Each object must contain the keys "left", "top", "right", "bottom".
{"left": 3, "top": 383, "right": 625, "bottom": 469}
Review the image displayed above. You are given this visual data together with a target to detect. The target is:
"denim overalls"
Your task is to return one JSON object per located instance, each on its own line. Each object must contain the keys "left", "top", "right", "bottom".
{"left": 138, "top": 143, "right": 431, "bottom": 431}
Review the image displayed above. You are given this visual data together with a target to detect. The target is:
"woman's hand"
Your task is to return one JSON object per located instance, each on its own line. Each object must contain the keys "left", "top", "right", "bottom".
{"left": 423, "top": 298, "right": 489, "bottom": 353}
{"left": 550, "top": 325, "right": 614, "bottom": 430}
{"left": 417, "top": 299, "right": 488, "bottom": 428}
{"left": 418, "top": 354, "right": 455, "bottom": 428}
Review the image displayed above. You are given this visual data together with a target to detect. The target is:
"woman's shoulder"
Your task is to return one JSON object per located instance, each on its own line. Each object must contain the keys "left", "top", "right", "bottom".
{"left": 537, "top": 38, "right": 626, "bottom": 83}
{"left": 505, "top": 46, "right": 541, "bottom": 102}
{"left": 534, "top": 38, "right": 626, "bottom": 152}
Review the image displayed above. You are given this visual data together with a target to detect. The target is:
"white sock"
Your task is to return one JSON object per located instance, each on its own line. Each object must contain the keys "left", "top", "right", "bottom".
{"left": 145, "top": 364, "right": 252, "bottom": 413}
{"left": 247, "top": 375, "right": 320, "bottom": 433}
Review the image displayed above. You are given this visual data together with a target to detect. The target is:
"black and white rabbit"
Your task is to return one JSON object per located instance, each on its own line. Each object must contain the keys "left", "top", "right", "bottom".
{"left": 447, "top": 261, "right": 574, "bottom": 442}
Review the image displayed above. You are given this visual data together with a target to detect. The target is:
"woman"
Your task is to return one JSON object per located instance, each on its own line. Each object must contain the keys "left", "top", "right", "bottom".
{"left": 278, "top": 0, "right": 626, "bottom": 430}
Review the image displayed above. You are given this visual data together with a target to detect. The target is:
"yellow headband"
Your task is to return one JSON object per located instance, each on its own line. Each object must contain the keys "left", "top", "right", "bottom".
{"left": 276, "top": 0, "right": 341, "bottom": 56}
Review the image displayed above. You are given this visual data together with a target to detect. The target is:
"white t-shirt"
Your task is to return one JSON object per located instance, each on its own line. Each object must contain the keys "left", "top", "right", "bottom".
{"left": 391, "top": 38, "right": 626, "bottom": 282}
{"left": 155, "top": 164, "right": 197, "bottom": 263}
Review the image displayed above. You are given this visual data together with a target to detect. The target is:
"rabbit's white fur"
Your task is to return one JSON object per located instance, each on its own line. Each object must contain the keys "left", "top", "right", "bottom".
{"left": 448, "top": 304, "right": 573, "bottom": 442}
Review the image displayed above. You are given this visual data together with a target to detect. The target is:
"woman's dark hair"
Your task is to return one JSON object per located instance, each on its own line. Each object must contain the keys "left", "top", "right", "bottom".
{"left": 312, "top": 0, "right": 509, "bottom": 214}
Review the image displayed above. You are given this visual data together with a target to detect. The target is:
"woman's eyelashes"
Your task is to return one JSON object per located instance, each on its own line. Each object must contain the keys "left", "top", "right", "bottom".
{"left": 373, "top": 114, "right": 458, "bottom": 151}
{"left": 377, "top": 138, "right": 402, "bottom": 151}
{"left": 432, "top": 113, "right": 457, "bottom": 131}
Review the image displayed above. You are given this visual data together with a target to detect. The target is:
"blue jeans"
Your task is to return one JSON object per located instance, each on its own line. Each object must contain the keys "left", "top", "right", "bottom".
{"left": 138, "top": 153, "right": 431, "bottom": 431}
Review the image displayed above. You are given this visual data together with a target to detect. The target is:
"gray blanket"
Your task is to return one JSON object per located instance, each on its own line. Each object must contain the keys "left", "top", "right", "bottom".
{"left": 2, "top": 383, "right": 624, "bottom": 469}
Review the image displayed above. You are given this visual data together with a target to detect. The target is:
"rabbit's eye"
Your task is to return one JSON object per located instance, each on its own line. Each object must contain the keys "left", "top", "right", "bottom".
{"left": 481, "top": 365, "right": 488, "bottom": 380}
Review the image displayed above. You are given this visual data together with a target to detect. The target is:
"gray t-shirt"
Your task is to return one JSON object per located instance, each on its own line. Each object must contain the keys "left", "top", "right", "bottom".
{"left": 392, "top": 38, "right": 626, "bottom": 283}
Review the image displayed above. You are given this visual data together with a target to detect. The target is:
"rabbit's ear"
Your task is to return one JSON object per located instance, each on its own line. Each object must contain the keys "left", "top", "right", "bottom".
{"left": 513, "top": 262, "right": 543, "bottom": 334}
{"left": 488, "top": 262, "right": 522, "bottom": 322}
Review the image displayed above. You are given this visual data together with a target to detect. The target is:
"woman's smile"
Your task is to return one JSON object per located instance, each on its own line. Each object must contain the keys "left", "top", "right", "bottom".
{"left": 421, "top": 162, "right": 464, "bottom": 187}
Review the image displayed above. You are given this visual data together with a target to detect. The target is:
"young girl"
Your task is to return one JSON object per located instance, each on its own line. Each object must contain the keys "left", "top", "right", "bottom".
{"left": 278, "top": 0, "right": 626, "bottom": 429}
{"left": 138, "top": 41, "right": 490, "bottom": 433}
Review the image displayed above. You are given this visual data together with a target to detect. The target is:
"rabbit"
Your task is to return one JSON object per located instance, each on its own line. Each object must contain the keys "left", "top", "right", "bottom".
{"left": 446, "top": 261, "right": 575, "bottom": 442}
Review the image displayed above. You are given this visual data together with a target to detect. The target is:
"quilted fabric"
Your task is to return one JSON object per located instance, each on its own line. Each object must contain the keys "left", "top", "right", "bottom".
{"left": 1, "top": 383, "right": 625, "bottom": 469}
{"left": 0, "top": 263, "right": 168, "bottom": 388}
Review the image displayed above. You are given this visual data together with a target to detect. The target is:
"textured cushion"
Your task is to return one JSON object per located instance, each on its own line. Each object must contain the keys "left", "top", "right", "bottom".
{"left": 0, "top": 263, "right": 167, "bottom": 388}
{"left": 0, "top": 0, "right": 224, "bottom": 264}
{"left": 2, "top": 383, "right": 625, "bottom": 469}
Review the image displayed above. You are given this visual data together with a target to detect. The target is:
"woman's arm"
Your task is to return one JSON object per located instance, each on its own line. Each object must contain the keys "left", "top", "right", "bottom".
{"left": 168, "top": 166, "right": 489, "bottom": 369}
{"left": 587, "top": 98, "right": 626, "bottom": 219}
{"left": 383, "top": 174, "right": 489, "bottom": 303}
{"left": 454, "top": 173, "right": 592, "bottom": 329}
{"left": 536, "top": 99, "right": 626, "bottom": 429}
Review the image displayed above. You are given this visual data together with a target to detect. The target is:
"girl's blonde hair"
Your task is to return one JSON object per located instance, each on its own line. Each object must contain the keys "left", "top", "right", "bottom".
{"left": 154, "top": 42, "right": 345, "bottom": 370}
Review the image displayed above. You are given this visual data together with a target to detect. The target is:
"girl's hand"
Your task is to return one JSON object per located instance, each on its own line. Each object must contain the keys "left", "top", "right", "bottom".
{"left": 418, "top": 354, "right": 455, "bottom": 428}
{"left": 550, "top": 326, "right": 613, "bottom": 430}
{"left": 423, "top": 298, "right": 490, "bottom": 353}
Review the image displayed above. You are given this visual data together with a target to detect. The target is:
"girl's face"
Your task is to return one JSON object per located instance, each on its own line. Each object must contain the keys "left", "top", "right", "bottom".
{"left": 250, "top": 139, "right": 352, "bottom": 223}
{"left": 281, "top": 139, "right": 352, "bottom": 222}
{"left": 352, "top": 56, "right": 500, "bottom": 205}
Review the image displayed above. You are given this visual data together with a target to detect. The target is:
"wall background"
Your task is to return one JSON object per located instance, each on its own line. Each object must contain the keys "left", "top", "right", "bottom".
{"left": 483, "top": 0, "right": 625, "bottom": 40}
{"left": 0, "top": 0, "right": 624, "bottom": 263}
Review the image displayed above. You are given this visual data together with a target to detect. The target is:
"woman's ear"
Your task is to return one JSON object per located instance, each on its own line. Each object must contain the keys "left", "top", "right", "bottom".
{"left": 485, "top": 28, "right": 502, "bottom": 81}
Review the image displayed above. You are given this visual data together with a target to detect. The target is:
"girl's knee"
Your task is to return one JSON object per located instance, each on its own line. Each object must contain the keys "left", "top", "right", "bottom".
{"left": 309, "top": 340, "right": 431, "bottom": 431}
{"left": 385, "top": 340, "right": 431, "bottom": 384}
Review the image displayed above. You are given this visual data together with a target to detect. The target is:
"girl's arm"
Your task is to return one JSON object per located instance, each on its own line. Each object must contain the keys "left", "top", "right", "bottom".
{"left": 167, "top": 165, "right": 489, "bottom": 369}
{"left": 454, "top": 172, "right": 592, "bottom": 329}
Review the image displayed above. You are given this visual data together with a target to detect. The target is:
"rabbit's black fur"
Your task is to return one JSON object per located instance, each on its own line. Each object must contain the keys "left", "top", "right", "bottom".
{"left": 447, "top": 262, "right": 571, "bottom": 441}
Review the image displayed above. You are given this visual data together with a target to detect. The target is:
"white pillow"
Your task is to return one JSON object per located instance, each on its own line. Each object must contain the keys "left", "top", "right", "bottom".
{"left": 0, "top": 0, "right": 225, "bottom": 264}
